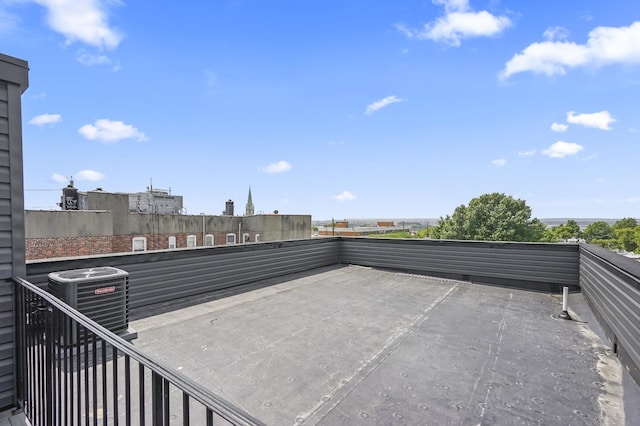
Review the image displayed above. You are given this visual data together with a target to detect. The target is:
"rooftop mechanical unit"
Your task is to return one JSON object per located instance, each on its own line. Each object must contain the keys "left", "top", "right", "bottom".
{"left": 48, "top": 266, "right": 137, "bottom": 344}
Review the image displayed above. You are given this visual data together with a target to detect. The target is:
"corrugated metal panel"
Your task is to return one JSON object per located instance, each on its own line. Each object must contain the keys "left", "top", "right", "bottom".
{"left": 340, "top": 238, "right": 579, "bottom": 291}
{"left": 580, "top": 244, "right": 640, "bottom": 385}
{"left": 27, "top": 238, "right": 341, "bottom": 317}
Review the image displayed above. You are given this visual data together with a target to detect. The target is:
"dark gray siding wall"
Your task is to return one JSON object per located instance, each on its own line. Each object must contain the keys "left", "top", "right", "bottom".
{"left": 26, "top": 238, "right": 340, "bottom": 318}
{"left": 0, "top": 54, "right": 28, "bottom": 410}
{"left": 340, "top": 238, "right": 580, "bottom": 292}
{"left": 580, "top": 244, "right": 640, "bottom": 385}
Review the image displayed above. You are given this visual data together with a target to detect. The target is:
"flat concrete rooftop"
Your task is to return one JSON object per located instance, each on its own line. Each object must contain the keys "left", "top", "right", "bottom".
{"left": 131, "top": 265, "right": 639, "bottom": 425}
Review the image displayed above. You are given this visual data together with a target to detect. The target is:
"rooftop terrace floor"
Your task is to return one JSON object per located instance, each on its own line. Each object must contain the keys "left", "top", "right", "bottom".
{"left": 131, "top": 265, "right": 638, "bottom": 425}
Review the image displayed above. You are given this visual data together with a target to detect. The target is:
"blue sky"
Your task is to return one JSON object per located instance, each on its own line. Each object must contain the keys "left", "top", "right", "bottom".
{"left": 2, "top": 0, "right": 639, "bottom": 220}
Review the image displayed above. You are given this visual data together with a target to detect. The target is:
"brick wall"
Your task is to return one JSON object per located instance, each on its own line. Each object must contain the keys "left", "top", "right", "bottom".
{"left": 26, "top": 236, "right": 113, "bottom": 260}
{"left": 26, "top": 231, "right": 260, "bottom": 260}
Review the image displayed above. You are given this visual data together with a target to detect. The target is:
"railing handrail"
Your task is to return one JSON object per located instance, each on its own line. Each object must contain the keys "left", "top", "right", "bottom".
{"left": 13, "top": 275, "right": 265, "bottom": 426}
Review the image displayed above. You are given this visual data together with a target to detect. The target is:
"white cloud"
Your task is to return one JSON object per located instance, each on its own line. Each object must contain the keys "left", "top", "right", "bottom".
{"left": 260, "top": 161, "right": 292, "bottom": 174}
{"left": 566, "top": 111, "right": 615, "bottom": 130}
{"left": 542, "top": 141, "right": 584, "bottom": 158}
{"left": 33, "top": 0, "right": 122, "bottom": 49}
{"left": 543, "top": 26, "right": 570, "bottom": 41}
{"left": 517, "top": 149, "right": 536, "bottom": 157}
{"left": 491, "top": 159, "right": 506, "bottom": 167}
{"left": 75, "top": 169, "right": 105, "bottom": 181}
{"left": 550, "top": 122, "right": 568, "bottom": 132}
{"left": 30, "top": 91, "right": 47, "bottom": 100}
{"left": 501, "top": 21, "right": 640, "bottom": 79}
{"left": 0, "top": 7, "right": 20, "bottom": 34}
{"left": 78, "top": 119, "right": 147, "bottom": 142}
{"left": 365, "top": 96, "right": 405, "bottom": 115}
{"left": 50, "top": 173, "right": 68, "bottom": 184}
{"left": 77, "top": 52, "right": 110, "bottom": 65}
{"left": 396, "top": 0, "right": 511, "bottom": 47}
{"left": 335, "top": 190, "right": 355, "bottom": 202}
{"left": 29, "top": 113, "right": 61, "bottom": 126}
{"left": 76, "top": 50, "right": 120, "bottom": 70}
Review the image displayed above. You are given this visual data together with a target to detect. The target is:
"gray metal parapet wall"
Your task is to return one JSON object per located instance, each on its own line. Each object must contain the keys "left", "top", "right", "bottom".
{"left": 339, "top": 238, "right": 579, "bottom": 292}
{"left": 580, "top": 243, "right": 640, "bottom": 386}
{"left": 27, "top": 237, "right": 579, "bottom": 313}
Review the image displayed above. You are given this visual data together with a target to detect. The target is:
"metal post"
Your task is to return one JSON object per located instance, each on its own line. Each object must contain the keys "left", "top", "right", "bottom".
{"left": 559, "top": 286, "right": 572, "bottom": 320}
{"left": 44, "top": 307, "right": 54, "bottom": 426}
{"left": 152, "top": 371, "right": 164, "bottom": 425}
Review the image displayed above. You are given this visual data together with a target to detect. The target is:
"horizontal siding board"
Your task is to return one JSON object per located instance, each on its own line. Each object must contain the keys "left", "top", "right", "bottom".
{"left": 0, "top": 343, "right": 12, "bottom": 364}
{"left": 0, "top": 183, "right": 9, "bottom": 200}
{"left": 0, "top": 327, "right": 12, "bottom": 345}
{"left": 580, "top": 244, "right": 640, "bottom": 386}
{"left": 0, "top": 202, "right": 10, "bottom": 217}
{"left": 581, "top": 263, "right": 640, "bottom": 344}
{"left": 340, "top": 239, "right": 578, "bottom": 287}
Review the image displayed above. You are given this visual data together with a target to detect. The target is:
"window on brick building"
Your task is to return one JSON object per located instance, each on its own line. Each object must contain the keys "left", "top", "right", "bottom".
{"left": 255, "top": 234, "right": 261, "bottom": 242}
{"left": 186, "top": 235, "right": 197, "bottom": 248}
{"left": 132, "top": 237, "right": 147, "bottom": 252}
{"left": 226, "top": 233, "right": 236, "bottom": 245}
{"left": 168, "top": 236, "right": 176, "bottom": 249}
{"left": 205, "top": 234, "right": 214, "bottom": 246}
{"left": 243, "top": 233, "right": 250, "bottom": 243}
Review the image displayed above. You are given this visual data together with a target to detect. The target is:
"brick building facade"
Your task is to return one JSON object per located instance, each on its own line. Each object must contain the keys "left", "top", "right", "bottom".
{"left": 26, "top": 189, "right": 310, "bottom": 260}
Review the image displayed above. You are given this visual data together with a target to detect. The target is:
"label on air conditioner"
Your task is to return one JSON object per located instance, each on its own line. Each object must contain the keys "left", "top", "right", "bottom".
{"left": 94, "top": 286, "right": 116, "bottom": 295}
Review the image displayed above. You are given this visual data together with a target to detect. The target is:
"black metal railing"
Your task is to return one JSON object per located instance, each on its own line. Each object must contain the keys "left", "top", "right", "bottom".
{"left": 13, "top": 276, "right": 265, "bottom": 426}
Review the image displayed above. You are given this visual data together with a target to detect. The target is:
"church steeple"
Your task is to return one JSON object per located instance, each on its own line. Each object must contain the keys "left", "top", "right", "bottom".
{"left": 245, "top": 186, "right": 254, "bottom": 216}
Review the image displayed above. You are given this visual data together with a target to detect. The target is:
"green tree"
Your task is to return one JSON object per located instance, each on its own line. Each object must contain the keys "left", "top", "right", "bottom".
{"left": 539, "top": 227, "right": 560, "bottom": 242}
{"left": 609, "top": 218, "right": 640, "bottom": 252}
{"left": 430, "top": 193, "right": 541, "bottom": 242}
{"left": 525, "top": 218, "right": 548, "bottom": 242}
{"left": 583, "top": 221, "right": 613, "bottom": 243}
{"left": 613, "top": 217, "right": 638, "bottom": 230}
{"left": 565, "top": 219, "right": 581, "bottom": 238}
{"left": 553, "top": 224, "right": 573, "bottom": 240}
{"left": 614, "top": 227, "right": 639, "bottom": 252}
{"left": 416, "top": 228, "right": 429, "bottom": 238}
{"left": 552, "top": 220, "right": 581, "bottom": 240}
